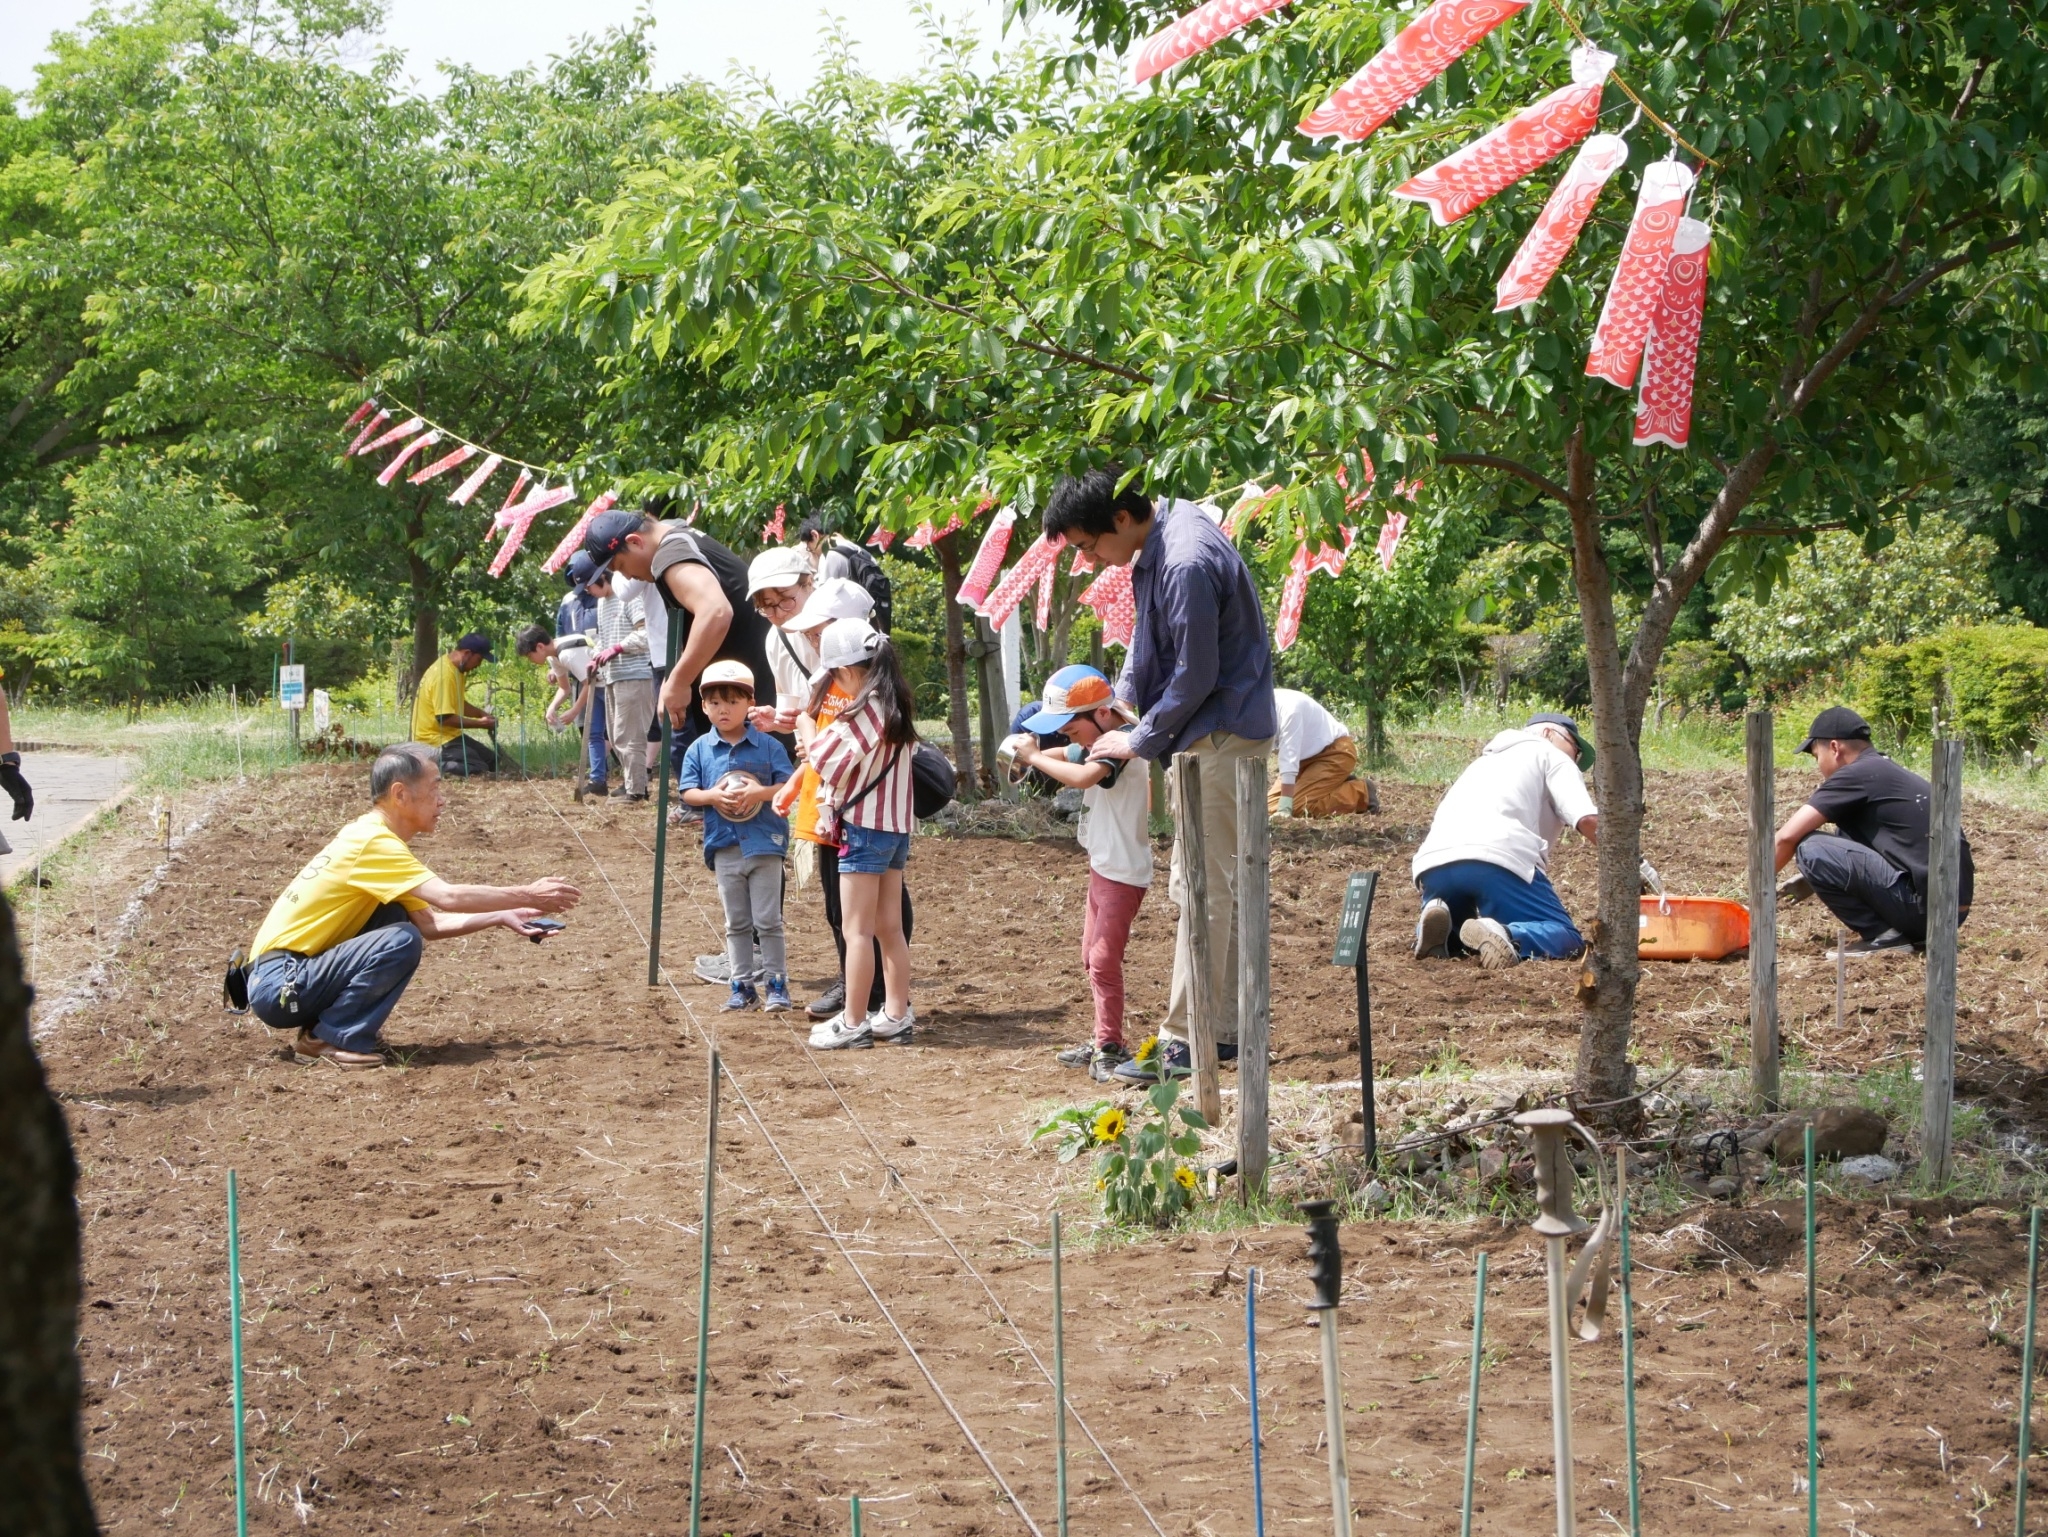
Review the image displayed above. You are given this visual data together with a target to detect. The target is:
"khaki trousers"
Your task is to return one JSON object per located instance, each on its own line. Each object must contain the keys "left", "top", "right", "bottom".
{"left": 1271, "top": 735, "right": 1378, "bottom": 817}
{"left": 1162, "top": 730, "right": 1272, "bottom": 1047}
{"left": 606, "top": 677, "right": 656, "bottom": 796}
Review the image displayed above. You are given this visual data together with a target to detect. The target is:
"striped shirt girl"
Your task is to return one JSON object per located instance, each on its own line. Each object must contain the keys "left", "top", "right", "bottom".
{"left": 809, "top": 693, "right": 915, "bottom": 836}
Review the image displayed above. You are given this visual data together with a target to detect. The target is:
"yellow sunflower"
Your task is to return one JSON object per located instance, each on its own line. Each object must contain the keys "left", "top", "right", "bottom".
{"left": 1092, "top": 1106, "right": 1128, "bottom": 1143}
{"left": 1173, "top": 1164, "right": 1198, "bottom": 1192}
{"left": 1133, "top": 1034, "right": 1161, "bottom": 1064}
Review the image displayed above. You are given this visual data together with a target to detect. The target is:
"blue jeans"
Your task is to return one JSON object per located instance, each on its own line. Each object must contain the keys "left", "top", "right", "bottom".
{"left": 586, "top": 685, "right": 608, "bottom": 786}
{"left": 248, "top": 902, "right": 424, "bottom": 1052}
{"left": 839, "top": 824, "right": 910, "bottom": 873}
{"left": 1417, "top": 859, "right": 1585, "bottom": 960}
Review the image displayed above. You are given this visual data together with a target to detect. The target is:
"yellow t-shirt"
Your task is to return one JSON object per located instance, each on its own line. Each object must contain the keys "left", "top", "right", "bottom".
{"left": 411, "top": 655, "right": 468, "bottom": 747}
{"left": 250, "top": 811, "right": 434, "bottom": 959}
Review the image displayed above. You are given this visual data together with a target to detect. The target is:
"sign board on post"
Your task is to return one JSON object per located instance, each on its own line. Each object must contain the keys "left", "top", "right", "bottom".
{"left": 1331, "top": 871, "right": 1381, "bottom": 1168}
{"left": 311, "top": 688, "right": 331, "bottom": 736}
{"left": 1330, "top": 871, "right": 1378, "bottom": 968}
{"left": 278, "top": 665, "right": 307, "bottom": 711}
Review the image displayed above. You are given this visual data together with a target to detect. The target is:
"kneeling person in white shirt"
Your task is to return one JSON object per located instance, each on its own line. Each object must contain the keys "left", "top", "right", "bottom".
{"left": 1271, "top": 688, "right": 1378, "bottom": 818}
{"left": 1002, "top": 665, "right": 1153, "bottom": 1082}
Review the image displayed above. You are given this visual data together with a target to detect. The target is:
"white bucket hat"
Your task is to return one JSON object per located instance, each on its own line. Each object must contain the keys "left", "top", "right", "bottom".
{"left": 790, "top": 576, "right": 875, "bottom": 633}
{"left": 746, "top": 545, "right": 814, "bottom": 597}
{"left": 815, "top": 616, "right": 883, "bottom": 671}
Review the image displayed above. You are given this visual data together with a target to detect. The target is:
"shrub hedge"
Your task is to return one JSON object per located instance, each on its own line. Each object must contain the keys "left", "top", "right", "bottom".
{"left": 1857, "top": 624, "right": 2048, "bottom": 753}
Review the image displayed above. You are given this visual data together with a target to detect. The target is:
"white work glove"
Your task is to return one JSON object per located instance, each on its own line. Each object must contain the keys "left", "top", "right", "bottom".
{"left": 1638, "top": 856, "right": 1663, "bottom": 896}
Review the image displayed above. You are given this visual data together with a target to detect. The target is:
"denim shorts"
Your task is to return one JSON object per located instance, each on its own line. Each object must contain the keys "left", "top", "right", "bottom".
{"left": 839, "top": 823, "right": 910, "bottom": 874}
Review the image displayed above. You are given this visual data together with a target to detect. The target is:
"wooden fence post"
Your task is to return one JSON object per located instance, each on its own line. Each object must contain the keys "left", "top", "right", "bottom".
{"left": 1746, "top": 710, "right": 1780, "bottom": 1112}
{"left": 1236, "top": 757, "right": 1271, "bottom": 1199}
{"left": 1174, "top": 754, "right": 1223, "bottom": 1127}
{"left": 1922, "top": 738, "right": 1963, "bottom": 1185}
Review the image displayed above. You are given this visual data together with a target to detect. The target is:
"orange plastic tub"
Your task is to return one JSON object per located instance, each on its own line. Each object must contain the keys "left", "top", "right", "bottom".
{"left": 1637, "top": 895, "right": 1750, "bottom": 961}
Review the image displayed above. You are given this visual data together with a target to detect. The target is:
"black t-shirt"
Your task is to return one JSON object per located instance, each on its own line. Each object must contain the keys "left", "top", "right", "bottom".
{"left": 647, "top": 524, "right": 775, "bottom": 702}
{"left": 1806, "top": 751, "right": 1974, "bottom": 905}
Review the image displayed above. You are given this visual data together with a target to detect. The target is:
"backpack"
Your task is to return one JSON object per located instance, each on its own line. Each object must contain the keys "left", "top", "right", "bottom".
{"left": 832, "top": 537, "right": 894, "bottom": 633}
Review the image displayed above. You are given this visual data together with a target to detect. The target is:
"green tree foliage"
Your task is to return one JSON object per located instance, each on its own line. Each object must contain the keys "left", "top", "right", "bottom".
{"left": 33, "top": 452, "right": 265, "bottom": 699}
{"left": 1937, "top": 389, "right": 2048, "bottom": 623}
{"left": 1713, "top": 514, "right": 2005, "bottom": 690}
{"left": 1858, "top": 624, "right": 2048, "bottom": 753}
{"left": 529, "top": 0, "right": 2048, "bottom": 1104}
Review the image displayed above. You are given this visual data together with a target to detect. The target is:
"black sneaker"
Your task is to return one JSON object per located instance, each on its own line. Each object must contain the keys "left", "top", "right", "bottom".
{"left": 1055, "top": 1042, "right": 1096, "bottom": 1068}
{"left": 1089, "top": 1045, "right": 1132, "bottom": 1083}
{"left": 806, "top": 979, "right": 846, "bottom": 1020}
{"left": 1828, "top": 928, "right": 1917, "bottom": 959}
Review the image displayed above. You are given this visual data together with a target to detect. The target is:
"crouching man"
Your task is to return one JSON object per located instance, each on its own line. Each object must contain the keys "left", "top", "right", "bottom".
{"left": 246, "top": 743, "right": 581, "bottom": 1067}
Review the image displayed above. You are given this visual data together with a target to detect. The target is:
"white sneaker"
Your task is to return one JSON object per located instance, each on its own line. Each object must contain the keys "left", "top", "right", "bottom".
{"left": 1415, "top": 899, "right": 1452, "bottom": 959}
{"left": 808, "top": 1011, "right": 873, "bottom": 1051}
{"left": 868, "top": 1005, "right": 915, "bottom": 1044}
{"left": 1460, "top": 917, "right": 1520, "bottom": 971}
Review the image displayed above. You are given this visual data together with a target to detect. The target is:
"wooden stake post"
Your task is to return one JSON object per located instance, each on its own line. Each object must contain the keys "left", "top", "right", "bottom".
{"left": 1331, "top": 871, "right": 1380, "bottom": 1167}
{"left": 1745, "top": 710, "right": 1780, "bottom": 1111}
{"left": 1173, "top": 754, "right": 1224, "bottom": 1127}
{"left": 1236, "top": 758, "right": 1272, "bottom": 1198}
{"left": 1922, "top": 738, "right": 1963, "bottom": 1185}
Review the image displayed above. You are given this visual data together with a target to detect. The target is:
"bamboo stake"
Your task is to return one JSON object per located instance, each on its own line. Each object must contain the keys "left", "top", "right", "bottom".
{"left": 1746, "top": 710, "right": 1780, "bottom": 1111}
{"left": 688, "top": 1049, "right": 721, "bottom": 1537}
{"left": 1051, "top": 1211, "right": 1069, "bottom": 1537}
{"left": 1805, "top": 1123, "right": 1819, "bottom": 1537}
{"left": 227, "top": 1170, "right": 249, "bottom": 1537}
{"left": 2018, "top": 1207, "right": 2040, "bottom": 1537}
{"left": 1460, "top": 1251, "right": 1488, "bottom": 1537}
{"left": 1247, "top": 1265, "right": 1266, "bottom": 1537}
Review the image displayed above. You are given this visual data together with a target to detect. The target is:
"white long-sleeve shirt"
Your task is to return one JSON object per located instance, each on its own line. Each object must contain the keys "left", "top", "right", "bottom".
{"left": 1274, "top": 689, "right": 1350, "bottom": 783}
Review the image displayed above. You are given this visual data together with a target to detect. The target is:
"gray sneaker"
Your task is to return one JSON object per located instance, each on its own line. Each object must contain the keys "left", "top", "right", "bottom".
{"left": 1415, "top": 898, "right": 1452, "bottom": 959}
{"left": 806, "top": 979, "right": 846, "bottom": 1020}
{"left": 693, "top": 953, "right": 731, "bottom": 985}
{"left": 1460, "top": 917, "right": 1520, "bottom": 971}
{"left": 1827, "top": 928, "right": 1917, "bottom": 960}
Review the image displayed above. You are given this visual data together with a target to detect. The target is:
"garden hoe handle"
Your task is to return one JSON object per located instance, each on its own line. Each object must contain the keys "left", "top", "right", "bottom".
{"left": 1301, "top": 1199, "right": 1353, "bottom": 1537}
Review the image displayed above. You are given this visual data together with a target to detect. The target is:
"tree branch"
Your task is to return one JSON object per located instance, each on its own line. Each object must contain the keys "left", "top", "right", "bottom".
{"left": 1439, "top": 452, "right": 1573, "bottom": 507}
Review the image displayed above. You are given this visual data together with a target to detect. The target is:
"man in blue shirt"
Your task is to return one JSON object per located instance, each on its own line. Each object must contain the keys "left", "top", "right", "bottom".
{"left": 557, "top": 561, "right": 607, "bottom": 799}
{"left": 1045, "top": 467, "right": 1276, "bottom": 1083}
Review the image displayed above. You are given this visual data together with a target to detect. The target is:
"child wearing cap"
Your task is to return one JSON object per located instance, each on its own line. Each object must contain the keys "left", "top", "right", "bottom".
{"left": 1000, "top": 665, "right": 1153, "bottom": 1081}
{"left": 679, "top": 660, "right": 796, "bottom": 1011}
{"left": 803, "top": 615, "right": 919, "bottom": 1049}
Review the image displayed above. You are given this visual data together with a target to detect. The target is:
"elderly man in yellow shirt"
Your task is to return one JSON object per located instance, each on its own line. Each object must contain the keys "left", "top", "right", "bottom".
{"left": 412, "top": 631, "right": 500, "bottom": 776}
{"left": 244, "top": 743, "right": 579, "bottom": 1067}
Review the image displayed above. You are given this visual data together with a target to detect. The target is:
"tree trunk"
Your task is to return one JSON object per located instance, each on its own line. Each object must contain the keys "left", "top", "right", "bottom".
{"left": 1560, "top": 426, "right": 1645, "bottom": 1125}
{"left": 935, "top": 530, "right": 976, "bottom": 789}
{"left": 0, "top": 893, "right": 97, "bottom": 1535}
{"left": 406, "top": 517, "right": 438, "bottom": 701}
{"left": 1361, "top": 634, "right": 1387, "bottom": 758}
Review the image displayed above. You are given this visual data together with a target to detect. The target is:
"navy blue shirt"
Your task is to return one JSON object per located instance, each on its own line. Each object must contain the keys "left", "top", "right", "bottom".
{"left": 679, "top": 726, "right": 793, "bottom": 868}
{"left": 556, "top": 588, "right": 596, "bottom": 640}
{"left": 1118, "top": 499, "right": 1277, "bottom": 759}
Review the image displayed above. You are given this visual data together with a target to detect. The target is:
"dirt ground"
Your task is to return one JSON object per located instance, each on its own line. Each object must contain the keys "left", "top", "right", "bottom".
{"left": 33, "top": 764, "right": 2048, "bottom": 1534}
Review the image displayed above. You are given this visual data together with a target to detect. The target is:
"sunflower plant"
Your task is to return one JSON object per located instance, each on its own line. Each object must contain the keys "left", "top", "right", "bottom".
{"left": 1033, "top": 1076, "right": 1208, "bottom": 1228}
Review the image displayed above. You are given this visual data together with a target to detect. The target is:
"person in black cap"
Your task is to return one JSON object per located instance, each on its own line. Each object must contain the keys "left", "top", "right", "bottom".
{"left": 411, "top": 631, "right": 499, "bottom": 777}
{"left": 577, "top": 507, "right": 774, "bottom": 777}
{"left": 1773, "top": 705, "right": 1973, "bottom": 957}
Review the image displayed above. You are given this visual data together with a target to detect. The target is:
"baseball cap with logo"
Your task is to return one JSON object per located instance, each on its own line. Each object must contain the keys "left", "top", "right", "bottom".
{"left": 699, "top": 659, "right": 757, "bottom": 694}
{"left": 1022, "top": 665, "right": 1126, "bottom": 734}
{"left": 454, "top": 631, "right": 495, "bottom": 661}
{"left": 1526, "top": 712, "right": 1593, "bottom": 770}
{"left": 577, "top": 508, "right": 646, "bottom": 567}
{"left": 565, "top": 550, "right": 604, "bottom": 591}
{"left": 1797, "top": 705, "right": 1872, "bottom": 755}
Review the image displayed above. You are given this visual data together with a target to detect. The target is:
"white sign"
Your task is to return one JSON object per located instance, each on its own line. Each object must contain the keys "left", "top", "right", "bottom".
{"left": 312, "top": 688, "right": 331, "bottom": 735}
{"left": 279, "top": 665, "right": 306, "bottom": 710}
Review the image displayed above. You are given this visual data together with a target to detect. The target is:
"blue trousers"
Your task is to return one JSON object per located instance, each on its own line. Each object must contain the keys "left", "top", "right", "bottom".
{"left": 1417, "top": 858, "right": 1585, "bottom": 960}
{"left": 248, "top": 902, "right": 424, "bottom": 1052}
{"left": 586, "top": 685, "right": 608, "bottom": 786}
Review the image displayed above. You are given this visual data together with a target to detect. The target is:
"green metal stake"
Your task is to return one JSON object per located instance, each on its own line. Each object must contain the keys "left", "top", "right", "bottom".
{"left": 1052, "top": 1212, "right": 1070, "bottom": 1537}
{"left": 648, "top": 624, "right": 680, "bottom": 987}
{"left": 227, "top": 1169, "right": 249, "bottom": 1537}
{"left": 1619, "top": 1180, "right": 1642, "bottom": 1537}
{"left": 850, "top": 1494, "right": 863, "bottom": 1536}
{"left": 1460, "top": 1251, "right": 1488, "bottom": 1537}
{"left": 2019, "top": 1207, "right": 2041, "bottom": 1537}
{"left": 1805, "top": 1122, "right": 1819, "bottom": 1537}
{"left": 688, "top": 1049, "right": 721, "bottom": 1537}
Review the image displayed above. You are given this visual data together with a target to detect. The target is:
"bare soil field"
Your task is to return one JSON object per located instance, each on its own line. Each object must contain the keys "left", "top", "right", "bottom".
{"left": 34, "top": 765, "right": 2048, "bottom": 1534}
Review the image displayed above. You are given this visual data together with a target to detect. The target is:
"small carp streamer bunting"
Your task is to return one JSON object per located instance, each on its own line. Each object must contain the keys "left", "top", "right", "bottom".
{"left": 1585, "top": 159, "right": 1696, "bottom": 388}
{"left": 1078, "top": 561, "right": 1137, "bottom": 649}
{"left": 1299, "top": 0, "right": 1528, "bottom": 143}
{"left": 866, "top": 527, "right": 898, "bottom": 551}
{"left": 409, "top": 442, "right": 477, "bottom": 485}
{"left": 1132, "top": 0, "right": 1294, "bottom": 84}
{"left": 358, "top": 415, "right": 423, "bottom": 456}
{"left": 1273, "top": 532, "right": 1353, "bottom": 651}
{"left": 1632, "top": 217, "right": 1712, "bottom": 449}
{"left": 377, "top": 429, "right": 440, "bottom": 486}
{"left": 1392, "top": 47, "right": 1614, "bottom": 225}
{"left": 1377, "top": 509, "right": 1409, "bottom": 570}
{"left": 954, "top": 508, "right": 1017, "bottom": 610}
{"left": 978, "top": 535, "right": 1065, "bottom": 629}
{"left": 489, "top": 484, "right": 577, "bottom": 577}
{"left": 541, "top": 490, "right": 620, "bottom": 575}
{"left": 1493, "top": 131, "right": 1630, "bottom": 310}
{"left": 449, "top": 453, "right": 504, "bottom": 507}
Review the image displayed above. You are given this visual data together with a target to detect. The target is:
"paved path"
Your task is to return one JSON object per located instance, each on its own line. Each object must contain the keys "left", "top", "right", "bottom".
{"left": 0, "top": 752, "right": 138, "bottom": 887}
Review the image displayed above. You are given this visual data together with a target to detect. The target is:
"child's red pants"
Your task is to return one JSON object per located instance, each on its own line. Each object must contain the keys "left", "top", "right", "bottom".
{"left": 1083, "top": 871, "right": 1147, "bottom": 1049}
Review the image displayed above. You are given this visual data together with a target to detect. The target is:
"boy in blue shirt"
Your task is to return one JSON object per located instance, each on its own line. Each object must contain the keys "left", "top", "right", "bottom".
{"left": 679, "top": 660, "right": 795, "bottom": 1011}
